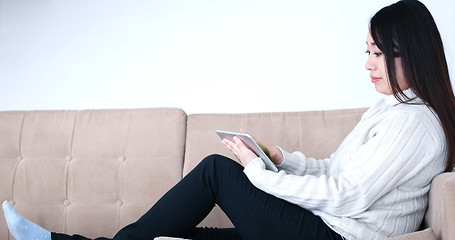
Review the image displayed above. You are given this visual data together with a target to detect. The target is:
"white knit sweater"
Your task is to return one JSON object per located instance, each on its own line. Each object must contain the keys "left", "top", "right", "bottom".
{"left": 243, "top": 89, "right": 447, "bottom": 240}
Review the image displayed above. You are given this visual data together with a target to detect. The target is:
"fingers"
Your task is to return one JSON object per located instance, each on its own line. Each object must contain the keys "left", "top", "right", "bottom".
{"left": 236, "top": 130, "right": 284, "bottom": 165}
{"left": 222, "top": 136, "right": 244, "bottom": 156}
{"left": 221, "top": 138, "right": 235, "bottom": 154}
{"left": 222, "top": 136, "right": 258, "bottom": 167}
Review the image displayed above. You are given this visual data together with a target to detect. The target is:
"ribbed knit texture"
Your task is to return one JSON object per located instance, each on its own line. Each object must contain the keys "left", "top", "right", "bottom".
{"left": 243, "top": 89, "right": 447, "bottom": 240}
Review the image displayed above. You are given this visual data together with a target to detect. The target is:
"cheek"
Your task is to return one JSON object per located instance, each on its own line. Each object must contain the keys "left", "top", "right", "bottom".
{"left": 380, "top": 59, "right": 388, "bottom": 75}
{"left": 394, "top": 59, "right": 409, "bottom": 88}
{"left": 372, "top": 55, "right": 387, "bottom": 76}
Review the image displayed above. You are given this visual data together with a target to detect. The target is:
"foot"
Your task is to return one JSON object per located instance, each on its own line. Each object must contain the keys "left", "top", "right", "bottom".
{"left": 2, "top": 200, "right": 51, "bottom": 240}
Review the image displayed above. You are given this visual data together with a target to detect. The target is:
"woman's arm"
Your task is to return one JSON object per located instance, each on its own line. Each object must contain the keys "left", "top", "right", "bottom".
{"left": 276, "top": 148, "right": 331, "bottom": 176}
{"left": 222, "top": 130, "right": 331, "bottom": 176}
{"left": 243, "top": 110, "right": 446, "bottom": 216}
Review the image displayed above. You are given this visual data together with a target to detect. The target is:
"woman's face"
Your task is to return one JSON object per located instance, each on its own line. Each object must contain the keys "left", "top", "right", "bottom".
{"left": 365, "top": 32, "right": 409, "bottom": 95}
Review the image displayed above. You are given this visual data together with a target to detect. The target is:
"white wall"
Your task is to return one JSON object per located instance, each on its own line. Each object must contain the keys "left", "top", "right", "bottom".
{"left": 0, "top": 0, "right": 454, "bottom": 114}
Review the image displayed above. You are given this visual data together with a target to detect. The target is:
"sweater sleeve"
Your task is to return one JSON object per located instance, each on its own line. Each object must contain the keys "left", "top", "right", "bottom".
{"left": 243, "top": 110, "right": 444, "bottom": 217}
{"left": 276, "top": 147, "right": 331, "bottom": 177}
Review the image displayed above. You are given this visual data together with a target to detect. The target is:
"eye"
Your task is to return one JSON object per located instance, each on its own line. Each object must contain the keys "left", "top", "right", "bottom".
{"left": 365, "top": 50, "right": 383, "bottom": 57}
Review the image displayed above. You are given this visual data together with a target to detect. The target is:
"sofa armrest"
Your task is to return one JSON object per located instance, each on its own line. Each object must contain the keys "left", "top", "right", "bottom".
{"left": 424, "top": 172, "right": 455, "bottom": 240}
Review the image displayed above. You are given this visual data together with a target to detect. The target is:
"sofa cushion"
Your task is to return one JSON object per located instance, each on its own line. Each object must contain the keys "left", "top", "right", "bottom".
{"left": 0, "top": 108, "right": 187, "bottom": 239}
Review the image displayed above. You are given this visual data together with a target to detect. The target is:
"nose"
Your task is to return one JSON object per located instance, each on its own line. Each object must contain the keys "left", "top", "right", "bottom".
{"left": 365, "top": 55, "right": 374, "bottom": 71}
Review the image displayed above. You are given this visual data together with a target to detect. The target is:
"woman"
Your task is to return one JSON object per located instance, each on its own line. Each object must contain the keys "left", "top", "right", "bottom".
{"left": 3, "top": 0, "right": 455, "bottom": 239}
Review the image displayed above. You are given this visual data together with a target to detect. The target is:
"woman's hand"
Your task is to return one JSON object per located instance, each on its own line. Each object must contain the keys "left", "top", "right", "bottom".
{"left": 222, "top": 136, "right": 258, "bottom": 167}
{"left": 244, "top": 131, "right": 283, "bottom": 165}
{"left": 222, "top": 130, "right": 284, "bottom": 167}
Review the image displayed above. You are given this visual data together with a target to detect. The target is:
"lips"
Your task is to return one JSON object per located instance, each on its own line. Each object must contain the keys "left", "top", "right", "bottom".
{"left": 371, "top": 76, "right": 381, "bottom": 83}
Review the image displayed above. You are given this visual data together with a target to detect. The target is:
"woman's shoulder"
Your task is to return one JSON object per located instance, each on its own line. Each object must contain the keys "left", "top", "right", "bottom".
{"left": 365, "top": 90, "right": 438, "bottom": 123}
{"left": 388, "top": 102, "right": 445, "bottom": 143}
{"left": 391, "top": 100, "right": 438, "bottom": 124}
{"left": 363, "top": 95, "right": 444, "bottom": 139}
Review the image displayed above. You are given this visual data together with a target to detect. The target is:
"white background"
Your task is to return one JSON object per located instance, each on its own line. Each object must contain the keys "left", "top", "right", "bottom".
{"left": 1, "top": 0, "right": 454, "bottom": 114}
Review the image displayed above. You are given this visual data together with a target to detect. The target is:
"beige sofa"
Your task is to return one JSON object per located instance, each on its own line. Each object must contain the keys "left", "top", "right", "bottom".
{"left": 0, "top": 108, "right": 453, "bottom": 240}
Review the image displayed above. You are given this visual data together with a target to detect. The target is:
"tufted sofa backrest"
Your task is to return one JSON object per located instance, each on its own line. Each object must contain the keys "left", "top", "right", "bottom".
{"left": 0, "top": 108, "right": 187, "bottom": 239}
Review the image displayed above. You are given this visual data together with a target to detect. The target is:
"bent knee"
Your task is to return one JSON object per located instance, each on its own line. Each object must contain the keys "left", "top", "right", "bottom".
{"left": 201, "top": 154, "right": 241, "bottom": 168}
{"left": 202, "top": 154, "right": 231, "bottom": 164}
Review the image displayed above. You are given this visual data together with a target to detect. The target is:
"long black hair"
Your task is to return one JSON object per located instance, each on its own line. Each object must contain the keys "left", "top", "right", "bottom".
{"left": 370, "top": 0, "right": 455, "bottom": 172}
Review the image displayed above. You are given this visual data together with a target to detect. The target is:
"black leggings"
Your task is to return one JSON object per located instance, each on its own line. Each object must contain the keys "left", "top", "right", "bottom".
{"left": 52, "top": 154, "right": 343, "bottom": 240}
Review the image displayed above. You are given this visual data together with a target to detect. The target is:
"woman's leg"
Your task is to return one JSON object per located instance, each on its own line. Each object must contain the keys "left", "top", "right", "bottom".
{"left": 87, "top": 154, "right": 342, "bottom": 240}
{"left": 6, "top": 154, "right": 343, "bottom": 240}
{"left": 184, "top": 155, "right": 343, "bottom": 240}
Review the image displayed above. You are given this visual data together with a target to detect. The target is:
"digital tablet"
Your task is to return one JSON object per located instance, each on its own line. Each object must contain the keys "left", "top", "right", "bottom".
{"left": 216, "top": 130, "right": 279, "bottom": 172}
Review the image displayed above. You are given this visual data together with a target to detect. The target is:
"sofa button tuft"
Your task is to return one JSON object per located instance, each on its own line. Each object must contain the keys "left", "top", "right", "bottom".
{"left": 118, "top": 156, "right": 126, "bottom": 163}
{"left": 65, "top": 156, "right": 72, "bottom": 161}
{"left": 63, "top": 200, "right": 71, "bottom": 206}
{"left": 9, "top": 200, "right": 15, "bottom": 206}
{"left": 17, "top": 156, "right": 23, "bottom": 162}
{"left": 116, "top": 200, "right": 123, "bottom": 207}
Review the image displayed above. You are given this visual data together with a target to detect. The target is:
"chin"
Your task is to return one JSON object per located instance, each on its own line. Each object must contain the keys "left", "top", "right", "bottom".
{"left": 374, "top": 85, "right": 393, "bottom": 95}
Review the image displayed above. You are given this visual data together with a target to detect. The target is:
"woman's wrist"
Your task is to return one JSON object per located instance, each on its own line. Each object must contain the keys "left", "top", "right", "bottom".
{"left": 271, "top": 147, "right": 284, "bottom": 164}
